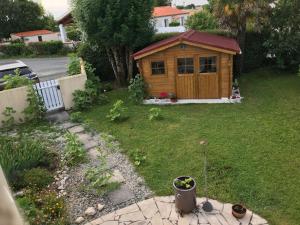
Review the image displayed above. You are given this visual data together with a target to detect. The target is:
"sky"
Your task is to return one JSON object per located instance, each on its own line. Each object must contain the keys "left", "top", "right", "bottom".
{"left": 36, "top": 0, "right": 208, "bottom": 20}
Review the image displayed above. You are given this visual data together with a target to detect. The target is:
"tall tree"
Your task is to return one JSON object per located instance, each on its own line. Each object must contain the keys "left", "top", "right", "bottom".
{"left": 73, "top": 0, "right": 154, "bottom": 86}
{"left": 0, "top": 0, "right": 57, "bottom": 40}
{"left": 153, "top": 0, "right": 171, "bottom": 6}
{"left": 265, "top": 0, "right": 300, "bottom": 70}
{"left": 185, "top": 10, "right": 218, "bottom": 31}
{"left": 209, "top": 0, "right": 273, "bottom": 75}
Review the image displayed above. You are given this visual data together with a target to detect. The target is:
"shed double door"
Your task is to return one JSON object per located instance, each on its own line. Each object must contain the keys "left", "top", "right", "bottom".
{"left": 175, "top": 56, "right": 219, "bottom": 99}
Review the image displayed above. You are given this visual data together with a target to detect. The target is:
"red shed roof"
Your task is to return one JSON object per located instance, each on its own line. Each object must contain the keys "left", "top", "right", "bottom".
{"left": 153, "top": 6, "right": 189, "bottom": 17}
{"left": 12, "top": 30, "right": 54, "bottom": 37}
{"left": 133, "top": 30, "right": 241, "bottom": 59}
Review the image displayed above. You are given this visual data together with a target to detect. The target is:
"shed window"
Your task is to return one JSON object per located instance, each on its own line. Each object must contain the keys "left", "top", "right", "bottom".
{"left": 177, "top": 58, "right": 194, "bottom": 74}
{"left": 151, "top": 61, "right": 165, "bottom": 75}
{"left": 200, "top": 56, "right": 217, "bottom": 73}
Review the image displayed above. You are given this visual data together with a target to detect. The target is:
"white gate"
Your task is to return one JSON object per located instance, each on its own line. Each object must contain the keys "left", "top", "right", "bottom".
{"left": 34, "top": 80, "right": 64, "bottom": 111}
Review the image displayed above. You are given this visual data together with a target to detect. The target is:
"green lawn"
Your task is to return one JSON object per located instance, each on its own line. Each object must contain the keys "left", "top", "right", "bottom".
{"left": 82, "top": 68, "right": 300, "bottom": 225}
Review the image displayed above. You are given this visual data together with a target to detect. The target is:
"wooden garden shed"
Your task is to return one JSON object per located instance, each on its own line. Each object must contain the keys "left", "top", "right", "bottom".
{"left": 133, "top": 30, "right": 241, "bottom": 99}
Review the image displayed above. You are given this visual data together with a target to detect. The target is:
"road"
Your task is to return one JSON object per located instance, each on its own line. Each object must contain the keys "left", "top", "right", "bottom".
{"left": 0, "top": 57, "right": 69, "bottom": 81}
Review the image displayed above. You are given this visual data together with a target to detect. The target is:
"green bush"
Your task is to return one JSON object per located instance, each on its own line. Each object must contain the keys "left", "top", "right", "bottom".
{"left": 243, "top": 31, "right": 269, "bottom": 72}
{"left": 77, "top": 42, "right": 114, "bottom": 81}
{"left": 0, "top": 43, "right": 29, "bottom": 56}
{"left": 73, "top": 79, "right": 107, "bottom": 111}
{"left": 70, "top": 111, "right": 84, "bottom": 123}
{"left": 106, "top": 100, "right": 127, "bottom": 122}
{"left": 149, "top": 108, "right": 163, "bottom": 121}
{"left": 185, "top": 11, "right": 218, "bottom": 31}
{"left": 22, "top": 168, "right": 53, "bottom": 190}
{"left": 68, "top": 54, "right": 81, "bottom": 75}
{"left": 0, "top": 135, "right": 48, "bottom": 181}
{"left": 28, "top": 41, "right": 64, "bottom": 55}
{"left": 23, "top": 86, "right": 46, "bottom": 122}
{"left": 1, "top": 107, "right": 16, "bottom": 130}
{"left": 128, "top": 74, "right": 145, "bottom": 104}
{"left": 3, "top": 69, "right": 32, "bottom": 90}
{"left": 169, "top": 21, "right": 180, "bottom": 27}
{"left": 64, "top": 132, "right": 86, "bottom": 166}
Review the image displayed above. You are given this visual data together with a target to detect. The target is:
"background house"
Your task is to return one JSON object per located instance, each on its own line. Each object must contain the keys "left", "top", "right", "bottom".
{"left": 153, "top": 6, "right": 189, "bottom": 33}
{"left": 11, "top": 30, "right": 61, "bottom": 44}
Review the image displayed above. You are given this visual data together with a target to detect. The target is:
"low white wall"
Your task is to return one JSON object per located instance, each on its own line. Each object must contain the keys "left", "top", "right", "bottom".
{"left": 0, "top": 86, "right": 29, "bottom": 125}
{"left": 155, "top": 26, "right": 186, "bottom": 33}
{"left": 58, "top": 73, "right": 87, "bottom": 110}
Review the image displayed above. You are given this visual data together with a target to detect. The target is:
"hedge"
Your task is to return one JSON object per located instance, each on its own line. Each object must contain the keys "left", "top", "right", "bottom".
{"left": 0, "top": 41, "right": 68, "bottom": 57}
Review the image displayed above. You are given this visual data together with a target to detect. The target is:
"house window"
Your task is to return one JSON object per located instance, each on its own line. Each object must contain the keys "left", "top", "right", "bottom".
{"left": 181, "top": 17, "right": 184, "bottom": 25}
{"left": 151, "top": 61, "right": 165, "bottom": 75}
{"left": 177, "top": 58, "right": 194, "bottom": 74}
{"left": 38, "top": 36, "right": 43, "bottom": 42}
{"left": 199, "top": 56, "right": 217, "bottom": 73}
{"left": 164, "top": 19, "right": 169, "bottom": 27}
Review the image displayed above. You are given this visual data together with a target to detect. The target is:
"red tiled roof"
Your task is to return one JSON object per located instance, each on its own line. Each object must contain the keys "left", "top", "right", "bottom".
{"left": 133, "top": 30, "right": 241, "bottom": 59}
{"left": 12, "top": 30, "right": 54, "bottom": 37}
{"left": 153, "top": 6, "right": 189, "bottom": 17}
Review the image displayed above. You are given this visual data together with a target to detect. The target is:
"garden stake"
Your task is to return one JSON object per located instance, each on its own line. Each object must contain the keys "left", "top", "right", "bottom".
{"left": 200, "top": 140, "right": 213, "bottom": 212}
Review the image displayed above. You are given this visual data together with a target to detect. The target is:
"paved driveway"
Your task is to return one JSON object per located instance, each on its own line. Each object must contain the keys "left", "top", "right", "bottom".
{"left": 0, "top": 57, "right": 69, "bottom": 81}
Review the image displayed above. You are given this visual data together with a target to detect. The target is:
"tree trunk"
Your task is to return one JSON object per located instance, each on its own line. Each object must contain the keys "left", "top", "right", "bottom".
{"left": 111, "top": 47, "right": 127, "bottom": 87}
{"left": 105, "top": 46, "right": 127, "bottom": 87}
{"left": 235, "top": 22, "right": 247, "bottom": 76}
{"left": 126, "top": 48, "right": 134, "bottom": 81}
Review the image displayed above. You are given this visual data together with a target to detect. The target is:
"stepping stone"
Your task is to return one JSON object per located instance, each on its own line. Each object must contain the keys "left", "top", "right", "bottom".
{"left": 108, "top": 185, "right": 135, "bottom": 205}
{"left": 68, "top": 125, "right": 85, "bottom": 134}
{"left": 109, "top": 170, "right": 125, "bottom": 183}
{"left": 84, "top": 141, "right": 99, "bottom": 150}
{"left": 46, "top": 111, "right": 69, "bottom": 123}
{"left": 88, "top": 148, "right": 101, "bottom": 160}
{"left": 60, "top": 121, "right": 78, "bottom": 129}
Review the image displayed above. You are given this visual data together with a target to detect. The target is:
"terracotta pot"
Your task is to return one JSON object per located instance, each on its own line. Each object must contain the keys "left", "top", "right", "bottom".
{"left": 173, "top": 176, "right": 196, "bottom": 214}
{"left": 232, "top": 204, "right": 247, "bottom": 219}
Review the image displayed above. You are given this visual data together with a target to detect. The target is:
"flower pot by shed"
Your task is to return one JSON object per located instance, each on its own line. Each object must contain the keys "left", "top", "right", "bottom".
{"left": 173, "top": 176, "right": 196, "bottom": 214}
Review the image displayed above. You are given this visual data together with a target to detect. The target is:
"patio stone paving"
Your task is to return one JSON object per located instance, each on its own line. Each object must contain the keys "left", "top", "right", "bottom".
{"left": 85, "top": 196, "right": 268, "bottom": 225}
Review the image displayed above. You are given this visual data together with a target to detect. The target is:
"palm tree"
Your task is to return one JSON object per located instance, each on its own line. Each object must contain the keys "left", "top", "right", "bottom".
{"left": 209, "top": 0, "right": 273, "bottom": 75}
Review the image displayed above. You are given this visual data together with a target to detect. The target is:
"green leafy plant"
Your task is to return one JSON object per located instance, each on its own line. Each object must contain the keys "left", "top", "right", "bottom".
{"left": 128, "top": 74, "right": 145, "bottom": 104}
{"left": 23, "top": 86, "right": 46, "bottom": 122}
{"left": 1, "top": 107, "right": 16, "bottom": 130}
{"left": 3, "top": 68, "right": 32, "bottom": 90}
{"left": 64, "top": 132, "right": 86, "bottom": 166}
{"left": 174, "top": 177, "right": 194, "bottom": 189}
{"left": 17, "top": 190, "right": 67, "bottom": 225}
{"left": 149, "top": 108, "right": 163, "bottom": 121}
{"left": 73, "top": 80, "right": 107, "bottom": 111}
{"left": 0, "top": 135, "right": 48, "bottom": 181}
{"left": 70, "top": 111, "right": 83, "bottom": 123}
{"left": 106, "top": 100, "right": 128, "bottom": 122}
{"left": 68, "top": 54, "right": 81, "bottom": 76}
{"left": 85, "top": 156, "right": 119, "bottom": 195}
{"left": 22, "top": 168, "right": 54, "bottom": 190}
{"left": 129, "top": 149, "right": 146, "bottom": 166}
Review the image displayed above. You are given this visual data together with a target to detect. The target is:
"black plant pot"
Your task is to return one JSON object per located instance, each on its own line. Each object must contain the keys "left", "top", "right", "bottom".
{"left": 173, "top": 176, "right": 196, "bottom": 214}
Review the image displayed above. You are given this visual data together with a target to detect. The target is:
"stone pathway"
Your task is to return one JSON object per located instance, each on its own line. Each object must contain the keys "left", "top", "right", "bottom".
{"left": 58, "top": 121, "right": 152, "bottom": 224}
{"left": 86, "top": 196, "right": 268, "bottom": 225}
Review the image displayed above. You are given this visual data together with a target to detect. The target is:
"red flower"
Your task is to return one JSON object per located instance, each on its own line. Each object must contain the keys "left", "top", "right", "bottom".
{"left": 160, "top": 92, "right": 168, "bottom": 99}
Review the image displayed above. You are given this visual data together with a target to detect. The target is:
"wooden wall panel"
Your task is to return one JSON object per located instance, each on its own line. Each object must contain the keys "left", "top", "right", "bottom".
{"left": 139, "top": 44, "right": 233, "bottom": 99}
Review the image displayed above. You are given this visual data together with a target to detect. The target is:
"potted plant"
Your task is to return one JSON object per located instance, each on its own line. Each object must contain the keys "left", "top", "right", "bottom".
{"left": 173, "top": 176, "right": 197, "bottom": 214}
{"left": 232, "top": 204, "right": 247, "bottom": 219}
{"left": 169, "top": 93, "right": 177, "bottom": 103}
